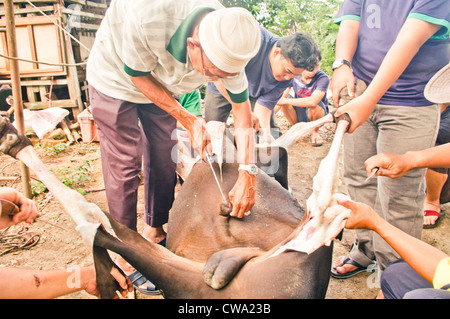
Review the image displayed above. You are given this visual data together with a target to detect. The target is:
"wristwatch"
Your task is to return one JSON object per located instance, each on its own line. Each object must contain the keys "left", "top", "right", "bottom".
{"left": 332, "top": 58, "right": 351, "bottom": 70}
{"left": 239, "top": 164, "right": 258, "bottom": 176}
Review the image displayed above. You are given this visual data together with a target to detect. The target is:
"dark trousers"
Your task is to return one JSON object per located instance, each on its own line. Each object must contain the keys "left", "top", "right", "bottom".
{"left": 381, "top": 259, "right": 450, "bottom": 299}
{"left": 88, "top": 85, "right": 177, "bottom": 231}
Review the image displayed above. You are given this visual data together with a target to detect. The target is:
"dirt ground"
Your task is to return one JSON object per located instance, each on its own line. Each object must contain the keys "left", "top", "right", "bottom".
{"left": 0, "top": 115, "right": 448, "bottom": 299}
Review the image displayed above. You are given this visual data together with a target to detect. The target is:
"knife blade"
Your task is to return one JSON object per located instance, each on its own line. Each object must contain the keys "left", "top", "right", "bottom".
{"left": 364, "top": 167, "right": 379, "bottom": 183}
{"left": 205, "top": 153, "right": 228, "bottom": 204}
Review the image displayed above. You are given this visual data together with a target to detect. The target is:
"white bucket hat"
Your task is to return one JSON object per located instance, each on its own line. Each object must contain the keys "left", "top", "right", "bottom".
{"left": 199, "top": 7, "right": 261, "bottom": 74}
{"left": 424, "top": 63, "right": 450, "bottom": 104}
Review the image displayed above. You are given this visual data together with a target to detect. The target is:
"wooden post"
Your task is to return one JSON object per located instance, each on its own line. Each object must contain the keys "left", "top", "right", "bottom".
{"left": 4, "top": 0, "right": 32, "bottom": 198}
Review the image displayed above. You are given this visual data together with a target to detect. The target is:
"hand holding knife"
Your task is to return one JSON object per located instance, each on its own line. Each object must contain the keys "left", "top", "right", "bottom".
{"left": 0, "top": 190, "right": 39, "bottom": 228}
{"left": 0, "top": 199, "right": 20, "bottom": 218}
{"left": 364, "top": 167, "right": 379, "bottom": 183}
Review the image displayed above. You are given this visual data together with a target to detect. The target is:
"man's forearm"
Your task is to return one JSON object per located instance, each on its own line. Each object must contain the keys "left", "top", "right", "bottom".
{"left": 334, "top": 19, "right": 359, "bottom": 62}
{"left": 253, "top": 103, "right": 272, "bottom": 135}
{"left": 130, "top": 74, "right": 197, "bottom": 129}
{"left": 232, "top": 100, "right": 255, "bottom": 164}
{"left": 373, "top": 216, "right": 447, "bottom": 283}
{"left": 406, "top": 144, "right": 450, "bottom": 170}
{"left": 0, "top": 267, "right": 92, "bottom": 299}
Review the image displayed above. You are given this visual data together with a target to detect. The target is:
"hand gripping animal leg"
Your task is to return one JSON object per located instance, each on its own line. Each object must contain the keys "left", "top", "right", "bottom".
{"left": 271, "top": 81, "right": 367, "bottom": 255}
{"left": 272, "top": 114, "right": 352, "bottom": 255}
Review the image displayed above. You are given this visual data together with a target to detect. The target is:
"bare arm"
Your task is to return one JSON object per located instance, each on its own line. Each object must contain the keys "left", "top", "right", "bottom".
{"left": 130, "top": 74, "right": 207, "bottom": 155}
{"left": 214, "top": 80, "right": 261, "bottom": 131}
{"left": 278, "top": 90, "right": 326, "bottom": 108}
{"left": 0, "top": 266, "right": 131, "bottom": 299}
{"left": 230, "top": 99, "right": 256, "bottom": 218}
{"left": 253, "top": 103, "right": 274, "bottom": 143}
{"left": 330, "top": 19, "right": 359, "bottom": 108}
{"left": 339, "top": 199, "right": 448, "bottom": 283}
{"left": 214, "top": 80, "right": 232, "bottom": 103}
{"left": 365, "top": 144, "right": 450, "bottom": 178}
{"left": 212, "top": 81, "right": 257, "bottom": 217}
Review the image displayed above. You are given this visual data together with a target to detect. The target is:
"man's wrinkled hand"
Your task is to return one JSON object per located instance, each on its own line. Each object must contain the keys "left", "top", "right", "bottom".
{"left": 228, "top": 171, "right": 256, "bottom": 218}
{"left": 186, "top": 116, "right": 210, "bottom": 159}
{"left": 251, "top": 113, "right": 261, "bottom": 132}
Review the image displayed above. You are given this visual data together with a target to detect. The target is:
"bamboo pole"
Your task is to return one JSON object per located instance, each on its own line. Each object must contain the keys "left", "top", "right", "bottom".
{"left": 4, "top": 0, "right": 32, "bottom": 198}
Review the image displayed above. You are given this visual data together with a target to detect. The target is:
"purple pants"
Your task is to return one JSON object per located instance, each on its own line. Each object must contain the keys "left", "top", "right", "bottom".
{"left": 88, "top": 85, "right": 177, "bottom": 231}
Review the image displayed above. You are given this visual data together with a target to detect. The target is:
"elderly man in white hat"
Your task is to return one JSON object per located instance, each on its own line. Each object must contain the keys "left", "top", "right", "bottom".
{"left": 86, "top": 0, "right": 260, "bottom": 294}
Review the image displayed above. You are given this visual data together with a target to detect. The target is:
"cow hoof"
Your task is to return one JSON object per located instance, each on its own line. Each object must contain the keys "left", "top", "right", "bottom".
{"left": 203, "top": 247, "right": 263, "bottom": 290}
{"left": 0, "top": 117, "right": 32, "bottom": 158}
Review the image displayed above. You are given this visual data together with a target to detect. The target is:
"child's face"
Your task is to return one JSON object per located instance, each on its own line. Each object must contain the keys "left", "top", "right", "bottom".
{"left": 302, "top": 62, "right": 321, "bottom": 79}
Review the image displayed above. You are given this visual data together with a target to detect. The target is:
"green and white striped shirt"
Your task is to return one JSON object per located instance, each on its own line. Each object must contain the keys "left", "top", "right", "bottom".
{"left": 87, "top": 0, "right": 249, "bottom": 104}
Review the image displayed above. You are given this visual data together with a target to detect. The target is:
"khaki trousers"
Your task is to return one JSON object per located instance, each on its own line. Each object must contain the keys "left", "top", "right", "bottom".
{"left": 344, "top": 103, "right": 440, "bottom": 271}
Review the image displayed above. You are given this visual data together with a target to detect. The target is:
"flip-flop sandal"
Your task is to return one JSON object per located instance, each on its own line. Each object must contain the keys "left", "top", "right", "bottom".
{"left": 331, "top": 256, "right": 368, "bottom": 279}
{"left": 126, "top": 237, "right": 166, "bottom": 295}
{"left": 128, "top": 270, "right": 160, "bottom": 295}
{"left": 423, "top": 210, "right": 445, "bottom": 229}
{"left": 311, "top": 137, "right": 324, "bottom": 147}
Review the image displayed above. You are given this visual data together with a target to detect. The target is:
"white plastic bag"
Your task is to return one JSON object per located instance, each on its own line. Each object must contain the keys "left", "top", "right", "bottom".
{"left": 19, "top": 107, "right": 69, "bottom": 139}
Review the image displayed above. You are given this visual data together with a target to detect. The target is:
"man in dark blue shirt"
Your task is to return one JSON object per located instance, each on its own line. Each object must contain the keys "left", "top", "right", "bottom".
{"left": 204, "top": 27, "right": 321, "bottom": 144}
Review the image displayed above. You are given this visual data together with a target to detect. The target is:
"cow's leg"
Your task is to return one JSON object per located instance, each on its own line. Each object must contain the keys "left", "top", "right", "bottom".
{"left": 269, "top": 116, "right": 352, "bottom": 256}
{"left": 0, "top": 114, "right": 115, "bottom": 238}
{"left": 272, "top": 112, "right": 335, "bottom": 149}
{"left": 93, "top": 244, "right": 128, "bottom": 299}
{"left": 312, "top": 117, "right": 350, "bottom": 220}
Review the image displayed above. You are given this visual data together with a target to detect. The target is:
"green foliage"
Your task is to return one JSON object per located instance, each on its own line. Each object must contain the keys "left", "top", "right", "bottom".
{"left": 219, "top": 0, "right": 261, "bottom": 12}
{"left": 31, "top": 160, "right": 93, "bottom": 196}
{"left": 219, "top": 0, "right": 344, "bottom": 75}
{"left": 35, "top": 142, "right": 68, "bottom": 154}
{"left": 31, "top": 180, "right": 47, "bottom": 197}
{"left": 57, "top": 160, "right": 93, "bottom": 193}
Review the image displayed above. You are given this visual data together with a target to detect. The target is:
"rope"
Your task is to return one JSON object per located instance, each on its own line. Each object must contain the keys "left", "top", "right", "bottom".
{"left": 0, "top": 226, "right": 40, "bottom": 256}
{"left": 0, "top": 53, "right": 87, "bottom": 67}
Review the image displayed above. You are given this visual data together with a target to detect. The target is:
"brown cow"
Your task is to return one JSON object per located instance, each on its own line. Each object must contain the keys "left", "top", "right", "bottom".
{"left": 0, "top": 116, "right": 334, "bottom": 299}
